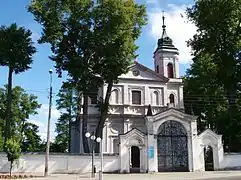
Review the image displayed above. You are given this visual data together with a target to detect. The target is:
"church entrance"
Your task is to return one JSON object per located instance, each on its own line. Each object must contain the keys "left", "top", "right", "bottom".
{"left": 204, "top": 146, "right": 214, "bottom": 171}
{"left": 157, "top": 120, "right": 189, "bottom": 172}
{"left": 130, "top": 146, "right": 140, "bottom": 173}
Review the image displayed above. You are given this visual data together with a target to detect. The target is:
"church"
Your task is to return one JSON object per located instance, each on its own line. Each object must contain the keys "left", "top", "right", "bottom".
{"left": 71, "top": 16, "right": 224, "bottom": 173}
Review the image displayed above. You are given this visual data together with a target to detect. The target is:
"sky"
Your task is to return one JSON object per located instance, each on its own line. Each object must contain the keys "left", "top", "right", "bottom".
{"left": 0, "top": 0, "right": 197, "bottom": 141}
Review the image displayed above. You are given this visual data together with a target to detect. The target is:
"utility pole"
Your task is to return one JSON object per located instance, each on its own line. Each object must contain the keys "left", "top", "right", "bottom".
{"left": 45, "top": 69, "right": 53, "bottom": 176}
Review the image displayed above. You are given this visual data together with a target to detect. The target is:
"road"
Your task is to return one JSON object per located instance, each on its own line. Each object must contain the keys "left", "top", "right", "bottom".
{"left": 27, "top": 171, "right": 241, "bottom": 180}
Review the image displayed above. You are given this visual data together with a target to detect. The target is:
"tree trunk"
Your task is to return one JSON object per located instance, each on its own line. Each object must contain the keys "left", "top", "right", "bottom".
{"left": 4, "top": 67, "right": 13, "bottom": 147}
{"left": 95, "top": 82, "right": 113, "bottom": 152}
{"left": 10, "top": 161, "right": 12, "bottom": 177}
{"left": 226, "top": 89, "right": 237, "bottom": 152}
{"left": 82, "top": 93, "right": 90, "bottom": 153}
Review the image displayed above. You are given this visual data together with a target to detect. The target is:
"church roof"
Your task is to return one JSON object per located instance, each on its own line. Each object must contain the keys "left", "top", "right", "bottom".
{"left": 133, "top": 61, "right": 169, "bottom": 82}
{"left": 154, "top": 13, "right": 178, "bottom": 54}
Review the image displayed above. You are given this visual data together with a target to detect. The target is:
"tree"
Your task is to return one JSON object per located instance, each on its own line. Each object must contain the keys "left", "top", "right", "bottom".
{"left": 0, "top": 86, "right": 42, "bottom": 152}
{"left": 0, "top": 24, "right": 36, "bottom": 145}
{"left": 55, "top": 83, "right": 77, "bottom": 152}
{"left": 21, "top": 122, "right": 42, "bottom": 152}
{"left": 186, "top": 0, "right": 241, "bottom": 151}
{"left": 29, "top": 0, "right": 147, "bottom": 153}
{"left": 92, "top": 0, "right": 147, "bottom": 143}
{"left": 29, "top": 0, "right": 103, "bottom": 153}
{"left": 5, "top": 138, "right": 21, "bottom": 177}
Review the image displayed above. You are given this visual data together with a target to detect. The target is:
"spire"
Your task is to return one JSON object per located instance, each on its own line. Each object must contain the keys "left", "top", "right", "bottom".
{"left": 154, "top": 10, "right": 178, "bottom": 53}
{"left": 147, "top": 104, "right": 153, "bottom": 116}
{"left": 161, "top": 10, "right": 168, "bottom": 38}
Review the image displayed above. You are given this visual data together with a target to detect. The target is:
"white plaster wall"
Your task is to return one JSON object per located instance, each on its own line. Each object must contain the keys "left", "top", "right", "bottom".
{"left": 167, "top": 84, "right": 181, "bottom": 108}
{"left": 154, "top": 49, "right": 179, "bottom": 78}
{"left": 221, "top": 153, "right": 241, "bottom": 169}
{"left": 0, "top": 153, "right": 119, "bottom": 175}
{"left": 85, "top": 61, "right": 184, "bottom": 117}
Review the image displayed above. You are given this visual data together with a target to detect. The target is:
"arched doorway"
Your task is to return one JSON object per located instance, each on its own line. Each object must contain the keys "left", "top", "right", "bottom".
{"left": 130, "top": 146, "right": 140, "bottom": 173}
{"left": 157, "top": 120, "right": 189, "bottom": 172}
{"left": 204, "top": 146, "right": 214, "bottom": 171}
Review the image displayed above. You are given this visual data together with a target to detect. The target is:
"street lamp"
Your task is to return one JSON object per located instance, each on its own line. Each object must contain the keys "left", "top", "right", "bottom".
{"left": 85, "top": 132, "right": 102, "bottom": 179}
{"left": 96, "top": 137, "right": 103, "bottom": 180}
{"left": 44, "top": 69, "right": 53, "bottom": 176}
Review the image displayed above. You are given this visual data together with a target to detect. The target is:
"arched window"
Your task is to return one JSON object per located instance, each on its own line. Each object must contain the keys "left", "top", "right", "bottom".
{"left": 132, "top": 90, "right": 141, "bottom": 105}
{"left": 88, "top": 94, "right": 98, "bottom": 104}
{"left": 167, "top": 63, "right": 174, "bottom": 78}
{"left": 152, "top": 91, "right": 159, "bottom": 105}
{"left": 113, "top": 138, "right": 119, "bottom": 153}
{"left": 111, "top": 89, "right": 119, "bottom": 104}
{"left": 169, "top": 94, "right": 175, "bottom": 104}
{"left": 156, "top": 65, "right": 159, "bottom": 73}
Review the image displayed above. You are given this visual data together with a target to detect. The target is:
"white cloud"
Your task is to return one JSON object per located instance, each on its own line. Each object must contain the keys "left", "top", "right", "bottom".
{"left": 28, "top": 104, "right": 60, "bottom": 142}
{"left": 148, "top": 4, "right": 197, "bottom": 64}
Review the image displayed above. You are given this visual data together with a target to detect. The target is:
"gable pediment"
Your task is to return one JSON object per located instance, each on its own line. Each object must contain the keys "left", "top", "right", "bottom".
{"left": 120, "top": 128, "right": 145, "bottom": 139}
{"left": 153, "top": 108, "right": 197, "bottom": 123}
{"left": 118, "top": 62, "right": 169, "bottom": 83}
{"left": 199, "top": 129, "right": 222, "bottom": 140}
{"left": 119, "top": 128, "right": 145, "bottom": 147}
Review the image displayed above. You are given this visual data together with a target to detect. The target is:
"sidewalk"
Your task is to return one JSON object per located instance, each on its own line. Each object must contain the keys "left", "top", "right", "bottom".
{"left": 28, "top": 171, "right": 241, "bottom": 180}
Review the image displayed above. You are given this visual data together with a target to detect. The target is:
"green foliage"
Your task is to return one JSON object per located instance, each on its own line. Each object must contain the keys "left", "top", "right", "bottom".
{"left": 0, "top": 86, "right": 42, "bottom": 152}
{"left": 29, "top": 0, "right": 147, "bottom": 152}
{"left": 0, "top": 23, "right": 36, "bottom": 73}
{"left": 6, "top": 138, "right": 21, "bottom": 162}
{"left": 54, "top": 84, "right": 78, "bottom": 152}
{"left": 5, "top": 138, "right": 21, "bottom": 176}
{"left": 0, "top": 23, "right": 37, "bottom": 144}
{"left": 0, "top": 135, "right": 4, "bottom": 152}
{"left": 185, "top": 0, "right": 241, "bottom": 151}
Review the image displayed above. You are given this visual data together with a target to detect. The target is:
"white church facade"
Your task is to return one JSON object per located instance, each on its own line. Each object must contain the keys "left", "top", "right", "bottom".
{"left": 71, "top": 16, "right": 225, "bottom": 173}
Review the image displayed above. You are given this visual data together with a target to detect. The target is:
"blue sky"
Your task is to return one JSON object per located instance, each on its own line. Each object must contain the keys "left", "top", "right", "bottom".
{"left": 0, "top": 0, "right": 196, "bottom": 140}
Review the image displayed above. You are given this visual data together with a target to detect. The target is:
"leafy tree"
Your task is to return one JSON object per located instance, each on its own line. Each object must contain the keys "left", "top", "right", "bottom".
{"left": 29, "top": 0, "right": 103, "bottom": 153}
{"left": 54, "top": 83, "right": 77, "bottom": 152}
{"left": 5, "top": 138, "right": 21, "bottom": 177}
{"left": 185, "top": 0, "right": 241, "bottom": 151}
{"left": 0, "top": 24, "right": 36, "bottom": 145}
{"left": 29, "top": 0, "right": 147, "bottom": 153}
{"left": 0, "top": 86, "right": 42, "bottom": 152}
{"left": 0, "top": 136, "right": 4, "bottom": 152}
{"left": 92, "top": 0, "right": 147, "bottom": 144}
{"left": 21, "top": 122, "right": 42, "bottom": 152}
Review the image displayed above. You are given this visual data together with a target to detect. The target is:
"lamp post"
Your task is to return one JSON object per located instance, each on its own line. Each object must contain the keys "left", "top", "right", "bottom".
{"left": 96, "top": 137, "right": 103, "bottom": 180}
{"left": 44, "top": 69, "right": 53, "bottom": 176}
{"left": 85, "top": 132, "right": 102, "bottom": 179}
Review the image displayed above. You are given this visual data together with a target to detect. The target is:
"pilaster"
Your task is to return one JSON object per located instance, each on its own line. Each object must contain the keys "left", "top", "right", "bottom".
{"left": 146, "top": 116, "right": 158, "bottom": 172}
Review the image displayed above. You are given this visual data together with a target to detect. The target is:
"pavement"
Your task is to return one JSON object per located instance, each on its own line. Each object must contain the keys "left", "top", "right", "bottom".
{"left": 25, "top": 171, "right": 241, "bottom": 180}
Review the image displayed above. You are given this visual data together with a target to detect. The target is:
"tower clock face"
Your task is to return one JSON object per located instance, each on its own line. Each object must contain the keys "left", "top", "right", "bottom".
{"left": 132, "top": 70, "right": 140, "bottom": 76}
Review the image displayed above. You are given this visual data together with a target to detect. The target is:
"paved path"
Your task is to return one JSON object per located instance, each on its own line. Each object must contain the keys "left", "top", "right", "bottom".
{"left": 28, "top": 171, "right": 241, "bottom": 180}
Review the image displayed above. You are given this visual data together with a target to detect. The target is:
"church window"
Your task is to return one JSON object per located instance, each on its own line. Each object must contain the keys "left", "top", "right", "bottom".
{"left": 167, "top": 63, "right": 174, "bottom": 78}
{"left": 169, "top": 94, "right": 175, "bottom": 104}
{"left": 113, "top": 138, "right": 119, "bottom": 153}
{"left": 111, "top": 89, "right": 119, "bottom": 104}
{"left": 152, "top": 91, "right": 159, "bottom": 105}
{"left": 132, "top": 90, "right": 141, "bottom": 105}
{"left": 89, "top": 94, "right": 98, "bottom": 104}
{"left": 156, "top": 65, "right": 159, "bottom": 73}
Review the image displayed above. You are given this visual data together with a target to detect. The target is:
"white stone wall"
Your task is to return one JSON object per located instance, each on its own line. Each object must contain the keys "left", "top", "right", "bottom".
{"left": 153, "top": 49, "right": 179, "bottom": 78}
{"left": 0, "top": 153, "right": 119, "bottom": 175}
{"left": 221, "top": 153, "right": 241, "bottom": 169}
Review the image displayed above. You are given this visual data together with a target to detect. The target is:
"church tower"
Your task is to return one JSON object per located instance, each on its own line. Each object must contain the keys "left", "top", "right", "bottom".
{"left": 154, "top": 13, "right": 179, "bottom": 78}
